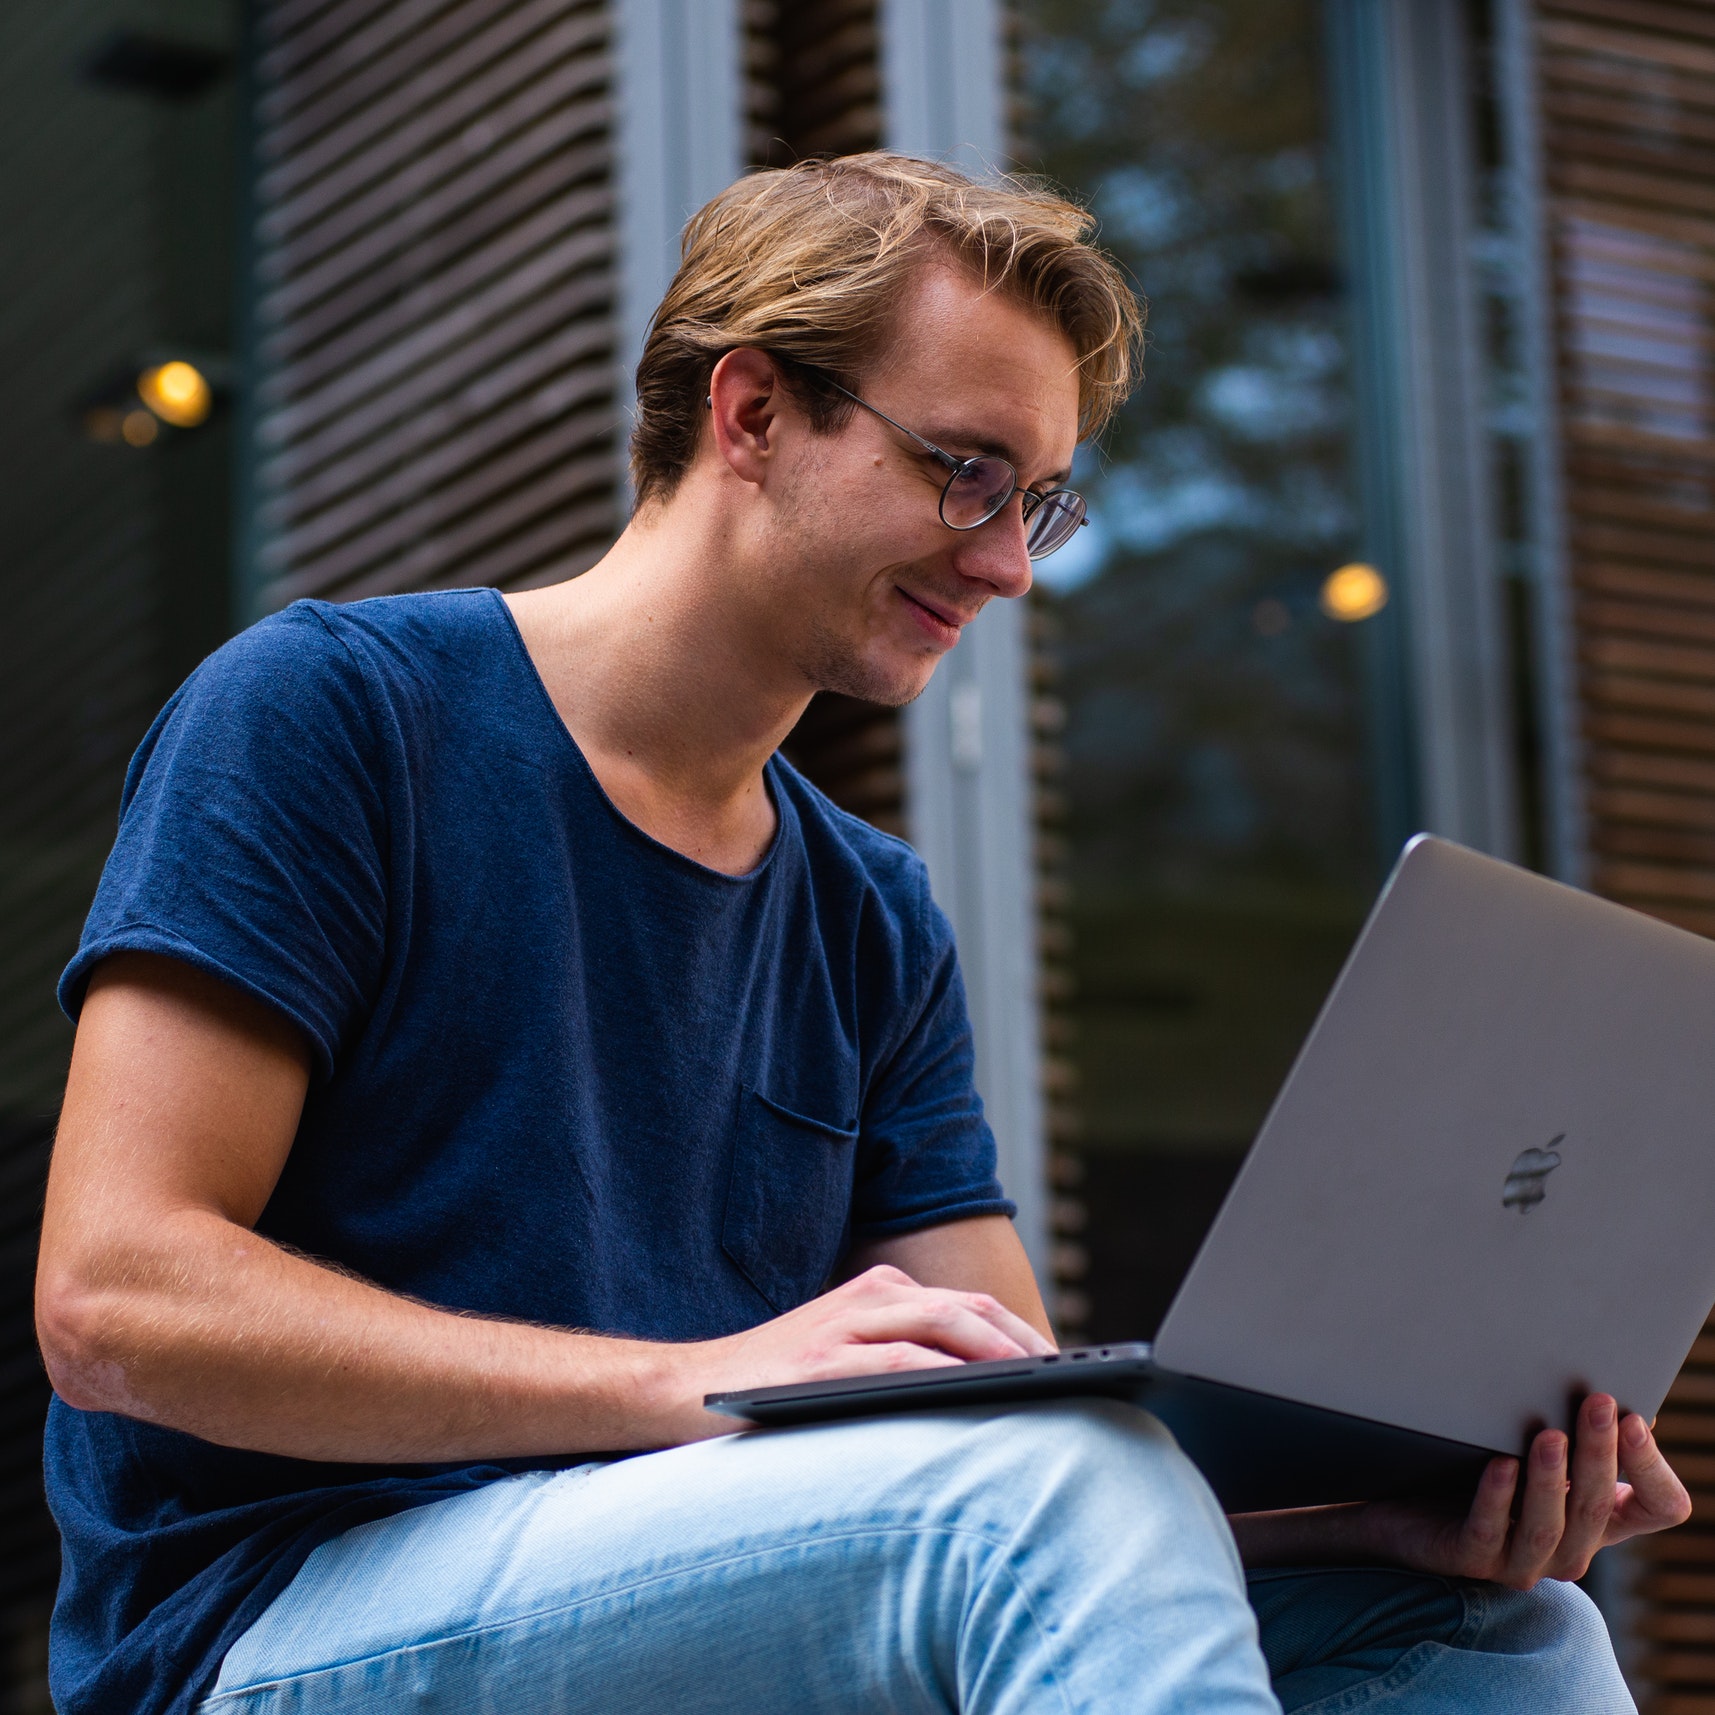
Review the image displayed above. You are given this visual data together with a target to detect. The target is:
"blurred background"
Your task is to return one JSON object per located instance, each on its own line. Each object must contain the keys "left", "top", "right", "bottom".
{"left": 2, "top": 0, "right": 1713, "bottom": 1706}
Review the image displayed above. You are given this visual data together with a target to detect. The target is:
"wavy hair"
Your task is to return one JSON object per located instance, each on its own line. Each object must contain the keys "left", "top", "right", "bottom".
{"left": 629, "top": 152, "right": 1144, "bottom": 506}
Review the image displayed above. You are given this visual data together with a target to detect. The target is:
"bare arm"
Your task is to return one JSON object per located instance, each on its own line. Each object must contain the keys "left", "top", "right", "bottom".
{"left": 37, "top": 954, "right": 1051, "bottom": 1464}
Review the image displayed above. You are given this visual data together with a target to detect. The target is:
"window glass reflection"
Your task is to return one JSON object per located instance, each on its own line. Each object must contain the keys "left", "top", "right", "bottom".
{"left": 1017, "top": 0, "right": 1386, "bottom": 1337}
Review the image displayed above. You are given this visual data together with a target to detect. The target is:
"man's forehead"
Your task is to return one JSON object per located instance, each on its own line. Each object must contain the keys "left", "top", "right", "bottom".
{"left": 882, "top": 264, "right": 1074, "bottom": 367}
{"left": 866, "top": 267, "right": 1081, "bottom": 464}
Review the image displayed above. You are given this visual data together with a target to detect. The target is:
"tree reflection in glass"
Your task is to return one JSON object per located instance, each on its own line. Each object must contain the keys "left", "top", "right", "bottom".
{"left": 1015, "top": 0, "right": 1387, "bottom": 1338}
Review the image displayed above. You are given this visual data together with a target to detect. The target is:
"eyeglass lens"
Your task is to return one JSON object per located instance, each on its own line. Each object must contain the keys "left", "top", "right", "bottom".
{"left": 938, "top": 457, "right": 1018, "bottom": 531}
{"left": 937, "top": 458, "right": 1085, "bottom": 560}
{"left": 1024, "top": 491, "right": 1086, "bottom": 558}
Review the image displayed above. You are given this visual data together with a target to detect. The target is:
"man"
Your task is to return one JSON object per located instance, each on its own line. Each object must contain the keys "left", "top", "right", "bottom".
{"left": 37, "top": 155, "right": 1683, "bottom": 1715}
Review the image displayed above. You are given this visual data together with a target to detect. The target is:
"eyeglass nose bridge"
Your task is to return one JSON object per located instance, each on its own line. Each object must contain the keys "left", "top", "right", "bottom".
{"left": 958, "top": 483, "right": 1090, "bottom": 561}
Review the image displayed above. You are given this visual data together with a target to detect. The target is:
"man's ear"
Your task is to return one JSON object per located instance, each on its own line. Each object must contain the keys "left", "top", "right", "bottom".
{"left": 706, "top": 347, "right": 789, "bottom": 488}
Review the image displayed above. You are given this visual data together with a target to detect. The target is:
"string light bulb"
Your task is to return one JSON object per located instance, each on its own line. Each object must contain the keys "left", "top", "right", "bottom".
{"left": 1320, "top": 563, "right": 1388, "bottom": 623}
{"left": 137, "top": 360, "right": 213, "bottom": 428}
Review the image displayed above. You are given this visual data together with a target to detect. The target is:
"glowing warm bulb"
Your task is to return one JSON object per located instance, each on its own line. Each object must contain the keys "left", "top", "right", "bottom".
{"left": 138, "top": 360, "right": 213, "bottom": 428}
{"left": 1320, "top": 562, "right": 1388, "bottom": 623}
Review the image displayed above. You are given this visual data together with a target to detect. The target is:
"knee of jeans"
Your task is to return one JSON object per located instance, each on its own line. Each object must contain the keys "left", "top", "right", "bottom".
{"left": 1484, "top": 1578, "right": 1623, "bottom": 1673}
{"left": 947, "top": 1400, "right": 1233, "bottom": 1553}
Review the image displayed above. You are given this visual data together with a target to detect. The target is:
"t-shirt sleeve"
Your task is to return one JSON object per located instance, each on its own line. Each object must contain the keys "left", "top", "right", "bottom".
{"left": 59, "top": 605, "right": 390, "bottom": 1081}
{"left": 849, "top": 870, "right": 1017, "bottom": 1237}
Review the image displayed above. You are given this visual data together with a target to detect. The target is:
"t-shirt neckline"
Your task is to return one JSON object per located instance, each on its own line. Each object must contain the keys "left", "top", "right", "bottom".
{"left": 483, "top": 586, "right": 787, "bottom": 885}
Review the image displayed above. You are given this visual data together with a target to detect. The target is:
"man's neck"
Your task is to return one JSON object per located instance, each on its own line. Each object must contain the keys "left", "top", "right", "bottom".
{"left": 504, "top": 497, "right": 810, "bottom": 877}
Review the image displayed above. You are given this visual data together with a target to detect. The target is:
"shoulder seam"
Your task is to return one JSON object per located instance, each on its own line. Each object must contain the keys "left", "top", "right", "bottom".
{"left": 297, "top": 602, "right": 390, "bottom": 755}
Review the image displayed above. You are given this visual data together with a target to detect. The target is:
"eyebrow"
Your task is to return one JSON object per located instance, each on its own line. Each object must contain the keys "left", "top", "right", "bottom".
{"left": 918, "top": 423, "right": 1072, "bottom": 489}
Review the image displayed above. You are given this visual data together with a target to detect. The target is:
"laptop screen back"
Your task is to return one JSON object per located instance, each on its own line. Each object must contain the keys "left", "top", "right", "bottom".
{"left": 1154, "top": 835, "right": 1715, "bottom": 1453}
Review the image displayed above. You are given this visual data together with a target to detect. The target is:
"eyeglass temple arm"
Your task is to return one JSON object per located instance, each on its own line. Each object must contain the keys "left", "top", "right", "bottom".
{"left": 825, "top": 377, "right": 1082, "bottom": 530}
{"left": 704, "top": 371, "right": 960, "bottom": 472}
{"left": 716, "top": 373, "right": 1081, "bottom": 533}
{"left": 820, "top": 378, "right": 963, "bottom": 473}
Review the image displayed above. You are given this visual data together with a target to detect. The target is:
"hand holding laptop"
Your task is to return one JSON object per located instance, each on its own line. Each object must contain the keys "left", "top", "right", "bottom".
{"left": 1231, "top": 1391, "right": 1690, "bottom": 1590}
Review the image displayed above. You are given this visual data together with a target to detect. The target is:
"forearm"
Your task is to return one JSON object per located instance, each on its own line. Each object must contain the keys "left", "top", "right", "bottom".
{"left": 38, "top": 1209, "right": 696, "bottom": 1463}
{"left": 1226, "top": 1504, "right": 1382, "bottom": 1569}
{"left": 43, "top": 962, "right": 1050, "bottom": 1466}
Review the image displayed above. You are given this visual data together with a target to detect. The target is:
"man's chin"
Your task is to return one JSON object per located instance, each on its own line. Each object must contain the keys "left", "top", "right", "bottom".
{"left": 812, "top": 653, "right": 940, "bottom": 710}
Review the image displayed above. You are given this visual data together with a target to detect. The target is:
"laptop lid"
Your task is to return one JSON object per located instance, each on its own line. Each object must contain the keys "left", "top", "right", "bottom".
{"left": 1153, "top": 834, "right": 1715, "bottom": 1455}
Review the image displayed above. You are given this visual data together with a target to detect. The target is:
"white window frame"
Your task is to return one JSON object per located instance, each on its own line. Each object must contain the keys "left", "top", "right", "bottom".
{"left": 613, "top": 0, "right": 745, "bottom": 465}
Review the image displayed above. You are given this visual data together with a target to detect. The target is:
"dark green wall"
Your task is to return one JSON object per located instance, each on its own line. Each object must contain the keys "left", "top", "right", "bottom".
{"left": 0, "top": 1, "right": 239, "bottom": 1697}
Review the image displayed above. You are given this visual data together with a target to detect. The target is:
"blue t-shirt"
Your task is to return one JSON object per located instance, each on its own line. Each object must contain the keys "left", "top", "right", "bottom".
{"left": 49, "top": 589, "right": 1010, "bottom": 1715}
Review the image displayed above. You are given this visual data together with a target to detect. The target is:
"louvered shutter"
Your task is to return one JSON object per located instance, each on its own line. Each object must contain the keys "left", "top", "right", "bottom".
{"left": 1536, "top": 1, "right": 1715, "bottom": 1702}
{"left": 747, "top": 0, "right": 881, "bottom": 167}
{"left": 244, "top": 0, "right": 621, "bottom": 613}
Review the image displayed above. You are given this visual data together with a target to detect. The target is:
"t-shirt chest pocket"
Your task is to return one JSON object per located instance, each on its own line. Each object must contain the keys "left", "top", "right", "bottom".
{"left": 721, "top": 1087, "right": 860, "bottom": 1314}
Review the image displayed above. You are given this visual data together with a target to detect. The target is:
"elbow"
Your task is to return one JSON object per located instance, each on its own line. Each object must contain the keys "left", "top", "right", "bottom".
{"left": 35, "top": 1267, "right": 134, "bottom": 1414}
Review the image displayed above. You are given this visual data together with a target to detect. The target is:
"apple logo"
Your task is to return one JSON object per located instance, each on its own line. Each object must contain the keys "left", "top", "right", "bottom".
{"left": 1502, "top": 1135, "right": 1565, "bottom": 1212}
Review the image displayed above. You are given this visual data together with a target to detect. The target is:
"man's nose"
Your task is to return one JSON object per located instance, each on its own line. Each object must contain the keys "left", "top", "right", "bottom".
{"left": 949, "top": 499, "right": 1034, "bottom": 600}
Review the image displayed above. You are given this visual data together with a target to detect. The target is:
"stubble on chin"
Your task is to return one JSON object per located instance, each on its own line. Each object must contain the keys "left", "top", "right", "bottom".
{"left": 794, "top": 615, "right": 936, "bottom": 709}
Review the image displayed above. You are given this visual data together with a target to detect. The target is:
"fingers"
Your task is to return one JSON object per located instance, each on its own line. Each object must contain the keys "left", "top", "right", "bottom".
{"left": 844, "top": 1264, "right": 918, "bottom": 1290}
{"left": 969, "top": 1297, "right": 1056, "bottom": 1357}
{"left": 1502, "top": 1430, "right": 1570, "bottom": 1588}
{"left": 837, "top": 1267, "right": 1049, "bottom": 1361}
{"left": 1550, "top": 1395, "right": 1619, "bottom": 1579}
{"left": 1359, "top": 1398, "right": 1684, "bottom": 1588}
{"left": 708, "top": 1267, "right": 1052, "bottom": 1416}
{"left": 1608, "top": 1412, "right": 1692, "bottom": 1541}
{"left": 1454, "top": 1456, "right": 1519, "bottom": 1577}
{"left": 815, "top": 1341, "right": 965, "bottom": 1379}
{"left": 845, "top": 1294, "right": 1034, "bottom": 1363}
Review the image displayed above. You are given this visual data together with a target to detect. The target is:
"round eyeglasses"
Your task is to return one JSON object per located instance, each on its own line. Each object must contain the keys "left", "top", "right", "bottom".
{"left": 818, "top": 377, "right": 1088, "bottom": 560}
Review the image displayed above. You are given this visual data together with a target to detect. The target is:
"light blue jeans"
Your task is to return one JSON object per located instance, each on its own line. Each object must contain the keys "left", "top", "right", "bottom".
{"left": 203, "top": 1403, "right": 1633, "bottom": 1713}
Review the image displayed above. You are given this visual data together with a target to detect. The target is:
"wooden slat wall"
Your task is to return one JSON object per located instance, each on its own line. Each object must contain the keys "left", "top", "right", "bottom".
{"left": 746, "top": 0, "right": 880, "bottom": 170}
{"left": 1537, "top": 1, "right": 1715, "bottom": 1703}
{"left": 1030, "top": 598, "right": 1089, "bottom": 1334}
{"left": 246, "top": 0, "right": 620, "bottom": 613}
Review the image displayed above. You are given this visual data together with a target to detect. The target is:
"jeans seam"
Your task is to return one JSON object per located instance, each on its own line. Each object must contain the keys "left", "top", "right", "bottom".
{"left": 963, "top": 1530, "right": 1082, "bottom": 1715}
{"left": 203, "top": 1521, "right": 1076, "bottom": 1710}
{"left": 1277, "top": 1581, "right": 1477, "bottom": 1715}
{"left": 1449, "top": 1579, "right": 1490, "bottom": 1650}
{"left": 1281, "top": 1639, "right": 1447, "bottom": 1715}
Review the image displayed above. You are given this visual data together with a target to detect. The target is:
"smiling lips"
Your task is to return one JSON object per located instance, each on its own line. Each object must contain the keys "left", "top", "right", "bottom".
{"left": 898, "top": 586, "right": 978, "bottom": 647}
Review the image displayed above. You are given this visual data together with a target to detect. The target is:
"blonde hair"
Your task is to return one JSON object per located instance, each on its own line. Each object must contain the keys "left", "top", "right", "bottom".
{"left": 629, "top": 152, "right": 1145, "bottom": 505}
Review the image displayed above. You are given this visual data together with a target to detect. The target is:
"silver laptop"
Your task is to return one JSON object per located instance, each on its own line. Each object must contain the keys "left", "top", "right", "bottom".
{"left": 709, "top": 836, "right": 1715, "bottom": 1508}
